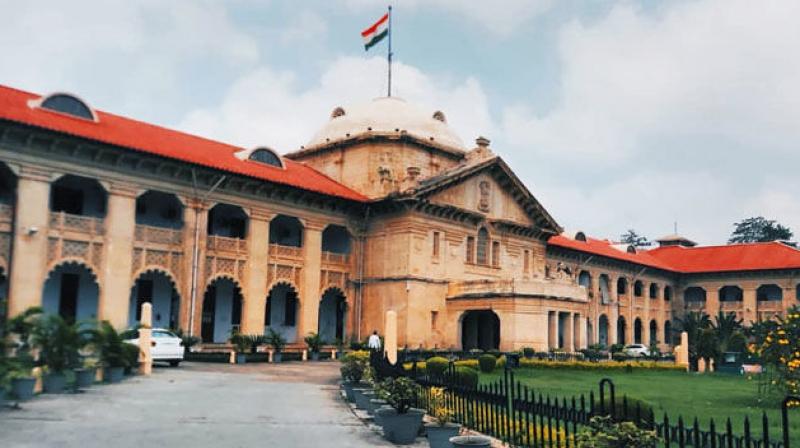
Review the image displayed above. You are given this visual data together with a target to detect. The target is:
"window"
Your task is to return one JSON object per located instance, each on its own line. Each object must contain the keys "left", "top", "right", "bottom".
{"left": 40, "top": 93, "right": 95, "bottom": 120}
{"left": 756, "top": 284, "right": 782, "bottom": 301}
{"left": 649, "top": 283, "right": 658, "bottom": 299}
{"left": 248, "top": 148, "right": 283, "bottom": 168}
{"left": 664, "top": 286, "right": 672, "bottom": 301}
{"left": 284, "top": 292, "right": 298, "bottom": 326}
{"left": 476, "top": 228, "right": 489, "bottom": 265}
{"left": 634, "top": 280, "right": 643, "bottom": 297}
{"left": 431, "top": 311, "right": 439, "bottom": 330}
{"left": 466, "top": 236, "right": 475, "bottom": 263}
{"left": 523, "top": 250, "right": 530, "bottom": 273}
{"left": 617, "top": 277, "right": 628, "bottom": 295}
{"left": 432, "top": 232, "right": 440, "bottom": 258}
{"left": 491, "top": 241, "right": 500, "bottom": 267}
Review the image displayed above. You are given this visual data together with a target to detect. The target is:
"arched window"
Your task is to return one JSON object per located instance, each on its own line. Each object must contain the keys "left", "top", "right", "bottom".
{"left": 719, "top": 285, "right": 743, "bottom": 302}
{"left": 684, "top": 286, "right": 707, "bottom": 303}
{"left": 664, "top": 320, "right": 672, "bottom": 345}
{"left": 633, "top": 280, "right": 644, "bottom": 297}
{"left": 599, "top": 274, "right": 610, "bottom": 304}
{"left": 476, "top": 227, "right": 489, "bottom": 265}
{"left": 796, "top": 283, "right": 800, "bottom": 301}
{"left": 617, "top": 277, "right": 628, "bottom": 295}
{"left": 756, "top": 284, "right": 782, "bottom": 302}
{"left": 664, "top": 286, "right": 673, "bottom": 301}
{"left": 578, "top": 271, "right": 592, "bottom": 289}
{"left": 40, "top": 93, "right": 95, "bottom": 120}
{"left": 248, "top": 148, "right": 283, "bottom": 168}
{"left": 649, "top": 283, "right": 659, "bottom": 299}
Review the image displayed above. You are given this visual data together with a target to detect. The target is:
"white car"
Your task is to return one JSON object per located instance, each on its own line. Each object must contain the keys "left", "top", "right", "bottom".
{"left": 624, "top": 344, "right": 650, "bottom": 357}
{"left": 122, "top": 328, "right": 184, "bottom": 367}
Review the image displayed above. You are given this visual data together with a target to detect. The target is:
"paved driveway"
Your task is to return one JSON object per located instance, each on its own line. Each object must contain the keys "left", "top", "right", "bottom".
{"left": 0, "top": 362, "right": 403, "bottom": 448}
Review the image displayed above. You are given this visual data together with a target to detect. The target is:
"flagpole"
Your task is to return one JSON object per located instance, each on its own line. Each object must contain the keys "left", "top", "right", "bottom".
{"left": 387, "top": 5, "right": 393, "bottom": 97}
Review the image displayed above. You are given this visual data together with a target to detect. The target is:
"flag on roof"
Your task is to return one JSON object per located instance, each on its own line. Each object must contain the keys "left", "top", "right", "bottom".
{"left": 361, "top": 13, "right": 389, "bottom": 51}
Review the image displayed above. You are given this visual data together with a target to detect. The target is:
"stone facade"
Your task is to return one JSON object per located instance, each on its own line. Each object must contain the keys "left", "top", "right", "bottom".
{"left": 1, "top": 91, "right": 798, "bottom": 353}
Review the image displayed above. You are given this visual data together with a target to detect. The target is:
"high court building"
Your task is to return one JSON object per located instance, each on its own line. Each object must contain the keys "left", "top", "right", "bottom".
{"left": 0, "top": 85, "right": 799, "bottom": 352}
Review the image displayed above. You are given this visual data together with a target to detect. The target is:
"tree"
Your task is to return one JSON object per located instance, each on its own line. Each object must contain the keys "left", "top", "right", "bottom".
{"left": 711, "top": 311, "right": 746, "bottom": 368}
{"left": 619, "top": 229, "right": 650, "bottom": 247}
{"left": 728, "top": 216, "right": 793, "bottom": 244}
{"left": 676, "top": 311, "right": 712, "bottom": 371}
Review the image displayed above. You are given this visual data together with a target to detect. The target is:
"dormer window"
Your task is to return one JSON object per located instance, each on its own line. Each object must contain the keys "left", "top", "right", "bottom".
{"left": 248, "top": 147, "right": 283, "bottom": 168}
{"left": 38, "top": 93, "right": 96, "bottom": 121}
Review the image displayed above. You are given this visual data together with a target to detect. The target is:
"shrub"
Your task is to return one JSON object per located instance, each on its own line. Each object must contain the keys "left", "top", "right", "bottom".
{"left": 455, "top": 359, "right": 479, "bottom": 369}
{"left": 376, "top": 377, "right": 419, "bottom": 413}
{"left": 340, "top": 358, "right": 365, "bottom": 383}
{"left": 122, "top": 342, "right": 140, "bottom": 370}
{"left": 610, "top": 343, "right": 625, "bottom": 354}
{"left": 478, "top": 354, "right": 497, "bottom": 373}
{"left": 496, "top": 354, "right": 506, "bottom": 369}
{"left": 265, "top": 328, "right": 287, "bottom": 352}
{"left": 304, "top": 332, "right": 325, "bottom": 353}
{"left": 522, "top": 347, "right": 535, "bottom": 358}
{"left": 599, "top": 397, "right": 655, "bottom": 427}
{"left": 453, "top": 366, "right": 479, "bottom": 388}
{"left": 576, "top": 415, "right": 660, "bottom": 447}
{"left": 31, "top": 314, "right": 90, "bottom": 373}
{"left": 426, "top": 356, "right": 449, "bottom": 377}
{"left": 91, "top": 321, "right": 127, "bottom": 368}
{"left": 229, "top": 331, "right": 250, "bottom": 353}
{"left": 517, "top": 359, "right": 684, "bottom": 372}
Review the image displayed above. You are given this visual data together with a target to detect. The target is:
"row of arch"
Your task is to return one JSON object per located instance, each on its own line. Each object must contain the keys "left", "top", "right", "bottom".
{"left": 684, "top": 284, "right": 796, "bottom": 303}
{"left": 0, "top": 170, "right": 352, "bottom": 254}
{"left": 39, "top": 261, "right": 347, "bottom": 345}
{"left": 597, "top": 314, "right": 673, "bottom": 346}
{"left": 577, "top": 271, "right": 674, "bottom": 304}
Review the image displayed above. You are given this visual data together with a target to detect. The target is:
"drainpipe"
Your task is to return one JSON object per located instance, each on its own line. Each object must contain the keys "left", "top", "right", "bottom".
{"left": 356, "top": 205, "right": 370, "bottom": 342}
{"left": 187, "top": 170, "right": 226, "bottom": 338}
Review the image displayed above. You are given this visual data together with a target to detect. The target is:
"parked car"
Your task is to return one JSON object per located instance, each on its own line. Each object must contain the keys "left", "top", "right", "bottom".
{"left": 624, "top": 344, "right": 650, "bottom": 357}
{"left": 122, "top": 328, "right": 184, "bottom": 367}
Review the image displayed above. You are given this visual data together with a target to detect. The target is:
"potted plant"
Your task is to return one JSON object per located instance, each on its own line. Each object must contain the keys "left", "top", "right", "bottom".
{"left": 334, "top": 338, "right": 345, "bottom": 360}
{"left": 74, "top": 358, "right": 98, "bottom": 389}
{"left": 304, "top": 332, "right": 324, "bottom": 361}
{"left": 122, "top": 341, "right": 140, "bottom": 375}
{"left": 7, "top": 307, "right": 42, "bottom": 400}
{"left": 31, "top": 315, "right": 89, "bottom": 393}
{"left": 340, "top": 355, "right": 366, "bottom": 402}
{"left": 374, "top": 377, "right": 425, "bottom": 444}
{"left": 229, "top": 331, "right": 249, "bottom": 364}
{"left": 266, "top": 328, "right": 286, "bottom": 363}
{"left": 424, "top": 387, "right": 461, "bottom": 448}
{"left": 92, "top": 321, "right": 127, "bottom": 383}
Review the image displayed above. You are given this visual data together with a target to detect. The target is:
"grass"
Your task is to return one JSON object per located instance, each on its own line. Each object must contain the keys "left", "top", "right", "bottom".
{"left": 481, "top": 367, "right": 797, "bottom": 443}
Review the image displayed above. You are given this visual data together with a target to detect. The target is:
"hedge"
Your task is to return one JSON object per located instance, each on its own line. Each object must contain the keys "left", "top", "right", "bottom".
{"left": 426, "top": 357, "right": 449, "bottom": 377}
{"left": 518, "top": 359, "right": 685, "bottom": 372}
{"left": 478, "top": 354, "right": 497, "bottom": 373}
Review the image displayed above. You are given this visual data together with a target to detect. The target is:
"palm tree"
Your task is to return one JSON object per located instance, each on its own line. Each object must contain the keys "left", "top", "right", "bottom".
{"left": 711, "top": 311, "right": 745, "bottom": 367}
{"left": 676, "top": 311, "right": 712, "bottom": 370}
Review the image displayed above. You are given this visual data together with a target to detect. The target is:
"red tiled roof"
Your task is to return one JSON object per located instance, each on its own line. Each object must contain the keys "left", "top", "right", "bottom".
{"left": 549, "top": 235, "right": 800, "bottom": 274}
{"left": 646, "top": 242, "right": 800, "bottom": 273}
{"left": 548, "top": 235, "right": 675, "bottom": 271}
{"left": 0, "top": 85, "right": 367, "bottom": 202}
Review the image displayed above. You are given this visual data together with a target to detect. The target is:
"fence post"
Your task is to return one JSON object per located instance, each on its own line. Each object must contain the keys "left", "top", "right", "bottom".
{"left": 783, "top": 395, "right": 799, "bottom": 448}
{"left": 599, "top": 378, "right": 615, "bottom": 418}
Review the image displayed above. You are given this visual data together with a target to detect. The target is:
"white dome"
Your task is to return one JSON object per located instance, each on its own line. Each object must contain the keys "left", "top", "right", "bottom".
{"left": 305, "top": 97, "right": 465, "bottom": 151}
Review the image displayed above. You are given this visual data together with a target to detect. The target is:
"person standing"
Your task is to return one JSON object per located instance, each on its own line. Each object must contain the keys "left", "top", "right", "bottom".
{"left": 367, "top": 330, "right": 382, "bottom": 351}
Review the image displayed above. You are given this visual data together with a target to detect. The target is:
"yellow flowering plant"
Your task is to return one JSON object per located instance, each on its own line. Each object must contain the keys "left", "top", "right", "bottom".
{"left": 757, "top": 306, "right": 800, "bottom": 402}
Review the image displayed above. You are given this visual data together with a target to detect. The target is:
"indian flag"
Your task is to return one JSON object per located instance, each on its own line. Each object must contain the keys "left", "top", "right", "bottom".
{"left": 361, "top": 13, "right": 389, "bottom": 51}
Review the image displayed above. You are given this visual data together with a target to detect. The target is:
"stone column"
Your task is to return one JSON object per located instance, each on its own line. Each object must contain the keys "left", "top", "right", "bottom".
{"left": 742, "top": 286, "right": 757, "bottom": 324}
{"left": 7, "top": 166, "right": 50, "bottom": 317}
{"left": 563, "top": 312, "right": 574, "bottom": 351}
{"left": 241, "top": 210, "right": 270, "bottom": 334}
{"left": 609, "top": 305, "right": 618, "bottom": 345}
{"left": 547, "top": 311, "right": 557, "bottom": 349}
{"left": 385, "top": 310, "right": 398, "bottom": 363}
{"left": 299, "top": 221, "right": 324, "bottom": 339}
{"left": 99, "top": 184, "right": 137, "bottom": 328}
{"left": 576, "top": 313, "right": 586, "bottom": 350}
{"left": 705, "top": 283, "right": 720, "bottom": 317}
{"left": 181, "top": 200, "right": 208, "bottom": 338}
{"left": 139, "top": 303, "right": 153, "bottom": 375}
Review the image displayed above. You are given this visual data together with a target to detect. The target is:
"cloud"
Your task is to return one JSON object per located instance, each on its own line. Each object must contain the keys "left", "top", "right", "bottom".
{"left": 499, "top": 0, "right": 800, "bottom": 243}
{"left": 343, "top": 0, "right": 554, "bottom": 37}
{"left": 280, "top": 10, "right": 329, "bottom": 44}
{"left": 178, "top": 56, "right": 494, "bottom": 152}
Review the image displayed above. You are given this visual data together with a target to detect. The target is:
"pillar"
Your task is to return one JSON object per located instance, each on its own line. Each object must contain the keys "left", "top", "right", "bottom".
{"left": 385, "top": 310, "right": 397, "bottom": 364}
{"left": 139, "top": 303, "right": 153, "bottom": 375}
{"left": 705, "top": 283, "right": 720, "bottom": 317}
{"left": 299, "top": 222, "right": 324, "bottom": 338}
{"left": 576, "top": 313, "right": 586, "bottom": 350}
{"left": 563, "top": 312, "right": 574, "bottom": 351}
{"left": 99, "top": 184, "right": 136, "bottom": 328}
{"left": 547, "top": 311, "right": 557, "bottom": 349}
{"left": 608, "top": 306, "right": 618, "bottom": 345}
{"left": 181, "top": 201, "right": 208, "bottom": 338}
{"left": 241, "top": 210, "right": 270, "bottom": 334}
{"left": 742, "top": 286, "right": 757, "bottom": 324}
{"left": 7, "top": 166, "right": 50, "bottom": 317}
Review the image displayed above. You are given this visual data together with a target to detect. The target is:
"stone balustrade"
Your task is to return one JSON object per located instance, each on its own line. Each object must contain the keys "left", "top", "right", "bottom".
{"left": 448, "top": 278, "right": 588, "bottom": 301}
{"left": 134, "top": 224, "right": 183, "bottom": 246}
{"left": 268, "top": 243, "right": 303, "bottom": 260}
{"left": 49, "top": 211, "right": 105, "bottom": 236}
{"left": 207, "top": 235, "right": 248, "bottom": 255}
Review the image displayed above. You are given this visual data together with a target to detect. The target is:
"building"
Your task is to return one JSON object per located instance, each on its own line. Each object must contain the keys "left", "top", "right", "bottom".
{"left": 0, "top": 85, "right": 798, "bottom": 352}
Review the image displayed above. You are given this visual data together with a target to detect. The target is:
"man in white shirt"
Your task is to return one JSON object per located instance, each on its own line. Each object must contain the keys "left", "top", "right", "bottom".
{"left": 367, "top": 330, "right": 381, "bottom": 351}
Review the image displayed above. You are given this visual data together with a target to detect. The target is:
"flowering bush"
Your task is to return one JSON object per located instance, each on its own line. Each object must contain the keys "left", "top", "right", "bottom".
{"left": 518, "top": 359, "right": 685, "bottom": 372}
{"left": 428, "top": 387, "right": 454, "bottom": 425}
{"left": 753, "top": 306, "right": 800, "bottom": 402}
{"left": 575, "top": 416, "right": 660, "bottom": 447}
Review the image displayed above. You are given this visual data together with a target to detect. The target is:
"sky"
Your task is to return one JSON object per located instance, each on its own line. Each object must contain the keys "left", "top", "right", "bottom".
{"left": 1, "top": 0, "right": 798, "bottom": 245}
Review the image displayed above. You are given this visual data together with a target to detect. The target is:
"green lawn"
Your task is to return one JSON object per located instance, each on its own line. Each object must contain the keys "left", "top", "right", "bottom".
{"left": 481, "top": 368, "right": 796, "bottom": 443}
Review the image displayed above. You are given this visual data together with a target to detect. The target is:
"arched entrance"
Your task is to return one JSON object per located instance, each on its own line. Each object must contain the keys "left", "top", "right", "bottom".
{"left": 42, "top": 262, "right": 99, "bottom": 322}
{"left": 598, "top": 314, "right": 609, "bottom": 347}
{"left": 460, "top": 310, "right": 500, "bottom": 351}
{"left": 649, "top": 320, "right": 658, "bottom": 345}
{"left": 664, "top": 320, "right": 672, "bottom": 345}
{"left": 617, "top": 316, "right": 627, "bottom": 345}
{"left": 201, "top": 277, "right": 242, "bottom": 343}
{"left": 634, "top": 318, "right": 643, "bottom": 344}
{"left": 129, "top": 271, "right": 180, "bottom": 329}
{"left": 318, "top": 287, "right": 346, "bottom": 343}
{"left": 265, "top": 282, "right": 299, "bottom": 343}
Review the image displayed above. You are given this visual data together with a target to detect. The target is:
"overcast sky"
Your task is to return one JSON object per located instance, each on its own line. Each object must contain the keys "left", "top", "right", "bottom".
{"left": 2, "top": 0, "right": 798, "bottom": 245}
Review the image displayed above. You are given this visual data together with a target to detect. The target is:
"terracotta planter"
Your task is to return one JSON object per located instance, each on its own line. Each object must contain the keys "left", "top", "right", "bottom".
{"left": 450, "top": 435, "right": 492, "bottom": 447}
{"left": 425, "top": 422, "right": 461, "bottom": 448}
{"left": 376, "top": 407, "right": 424, "bottom": 444}
{"left": 43, "top": 372, "right": 67, "bottom": 393}
{"left": 11, "top": 377, "right": 36, "bottom": 401}
{"left": 74, "top": 368, "right": 96, "bottom": 388}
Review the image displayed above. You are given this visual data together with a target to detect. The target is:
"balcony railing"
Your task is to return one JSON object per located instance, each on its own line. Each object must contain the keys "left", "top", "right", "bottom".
{"left": 685, "top": 301, "right": 706, "bottom": 311}
{"left": 206, "top": 235, "right": 247, "bottom": 254}
{"left": 757, "top": 300, "right": 783, "bottom": 312}
{"left": 720, "top": 301, "right": 744, "bottom": 311}
{"left": 321, "top": 251, "right": 349, "bottom": 265}
{"left": 135, "top": 224, "right": 183, "bottom": 246}
{"left": 268, "top": 243, "right": 303, "bottom": 259}
{"left": 448, "top": 278, "right": 588, "bottom": 302}
{"left": 49, "top": 211, "right": 104, "bottom": 236}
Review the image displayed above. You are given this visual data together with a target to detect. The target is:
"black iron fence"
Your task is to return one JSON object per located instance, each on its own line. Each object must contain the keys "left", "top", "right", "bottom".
{"left": 371, "top": 353, "right": 797, "bottom": 447}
